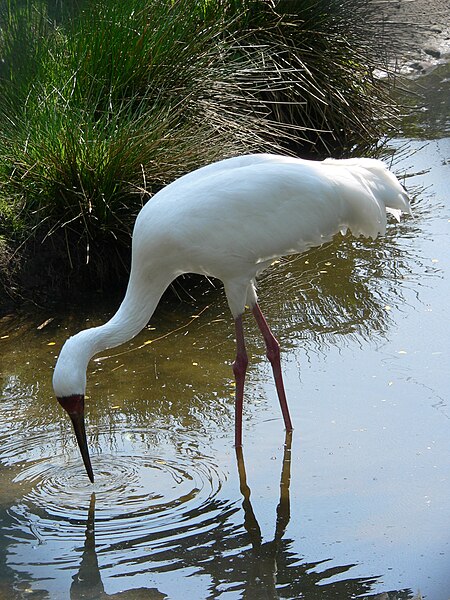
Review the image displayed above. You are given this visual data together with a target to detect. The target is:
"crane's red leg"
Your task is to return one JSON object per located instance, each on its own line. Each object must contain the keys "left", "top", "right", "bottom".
{"left": 233, "top": 315, "right": 248, "bottom": 447}
{"left": 252, "top": 304, "right": 293, "bottom": 432}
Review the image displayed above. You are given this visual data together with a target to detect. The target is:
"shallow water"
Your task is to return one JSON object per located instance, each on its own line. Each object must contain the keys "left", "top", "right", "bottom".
{"left": 1, "top": 65, "right": 449, "bottom": 599}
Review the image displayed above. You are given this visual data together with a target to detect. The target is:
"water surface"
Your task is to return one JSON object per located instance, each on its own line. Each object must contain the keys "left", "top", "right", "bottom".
{"left": 1, "top": 64, "right": 449, "bottom": 599}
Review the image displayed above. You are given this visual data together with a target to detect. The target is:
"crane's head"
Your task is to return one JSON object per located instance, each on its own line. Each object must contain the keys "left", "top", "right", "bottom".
{"left": 57, "top": 394, "right": 94, "bottom": 483}
{"left": 53, "top": 334, "right": 94, "bottom": 483}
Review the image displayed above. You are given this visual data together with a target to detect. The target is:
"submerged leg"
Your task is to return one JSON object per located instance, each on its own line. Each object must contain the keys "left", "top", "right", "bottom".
{"left": 233, "top": 315, "right": 248, "bottom": 448}
{"left": 252, "top": 303, "right": 293, "bottom": 432}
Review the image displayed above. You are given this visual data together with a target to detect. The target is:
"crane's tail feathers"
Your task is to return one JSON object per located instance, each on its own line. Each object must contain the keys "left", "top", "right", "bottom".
{"left": 323, "top": 157, "right": 411, "bottom": 239}
{"left": 324, "top": 157, "right": 411, "bottom": 216}
{"left": 386, "top": 206, "right": 402, "bottom": 222}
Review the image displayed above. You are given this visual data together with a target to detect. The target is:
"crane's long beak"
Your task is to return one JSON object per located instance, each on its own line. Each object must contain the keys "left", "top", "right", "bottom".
{"left": 57, "top": 395, "right": 95, "bottom": 483}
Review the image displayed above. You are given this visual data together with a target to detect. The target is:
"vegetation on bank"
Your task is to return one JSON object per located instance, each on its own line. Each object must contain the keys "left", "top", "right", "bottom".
{"left": 0, "top": 0, "right": 402, "bottom": 303}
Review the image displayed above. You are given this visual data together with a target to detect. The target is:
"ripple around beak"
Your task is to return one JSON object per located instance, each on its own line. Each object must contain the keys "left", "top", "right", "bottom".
{"left": 10, "top": 427, "right": 226, "bottom": 546}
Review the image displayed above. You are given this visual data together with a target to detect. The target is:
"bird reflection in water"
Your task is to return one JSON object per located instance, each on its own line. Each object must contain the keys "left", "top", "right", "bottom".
{"left": 70, "top": 494, "right": 166, "bottom": 600}
{"left": 70, "top": 433, "right": 416, "bottom": 599}
{"left": 235, "top": 431, "right": 292, "bottom": 598}
{"left": 70, "top": 436, "right": 293, "bottom": 600}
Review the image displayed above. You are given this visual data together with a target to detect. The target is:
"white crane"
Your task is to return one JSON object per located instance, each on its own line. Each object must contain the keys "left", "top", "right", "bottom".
{"left": 53, "top": 153, "right": 411, "bottom": 482}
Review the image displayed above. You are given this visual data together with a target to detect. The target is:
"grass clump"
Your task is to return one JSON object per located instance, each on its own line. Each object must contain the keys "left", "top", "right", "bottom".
{"left": 0, "top": 0, "right": 402, "bottom": 301}
{"left": 203, "top": 0, "right": 401, "bottom": 153}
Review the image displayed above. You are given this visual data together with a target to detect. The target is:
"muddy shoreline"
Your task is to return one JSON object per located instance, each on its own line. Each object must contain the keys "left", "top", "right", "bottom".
{"left": 377, "top": 0, "right": 450, "bottom": 75}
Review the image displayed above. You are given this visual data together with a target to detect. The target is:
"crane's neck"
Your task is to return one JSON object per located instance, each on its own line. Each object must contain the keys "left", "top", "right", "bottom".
{"left": 53, "top": 269, "right": 172, "bottom": 397}
{"left": 88, "top": 271, "right": 171, "bottom": 354}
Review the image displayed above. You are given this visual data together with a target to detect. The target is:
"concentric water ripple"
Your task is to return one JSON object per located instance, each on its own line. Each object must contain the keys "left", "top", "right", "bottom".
{"left": 9, "top": 425, "right": 227, "bottom": 550}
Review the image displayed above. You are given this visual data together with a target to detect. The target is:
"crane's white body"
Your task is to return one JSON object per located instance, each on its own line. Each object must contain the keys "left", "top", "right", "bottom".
{"left": 53, "top": 153, "right": 410, "bottom": 400}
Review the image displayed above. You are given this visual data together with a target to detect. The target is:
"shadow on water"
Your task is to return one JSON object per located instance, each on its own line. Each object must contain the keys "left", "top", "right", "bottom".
{"left": 1, "top": 64, "right": 449, "bottom": 599}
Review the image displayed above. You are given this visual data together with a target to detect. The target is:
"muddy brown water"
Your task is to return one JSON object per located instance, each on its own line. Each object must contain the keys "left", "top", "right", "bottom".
{"left": 1, "top": 65, "right": 449, "bottom": 599}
